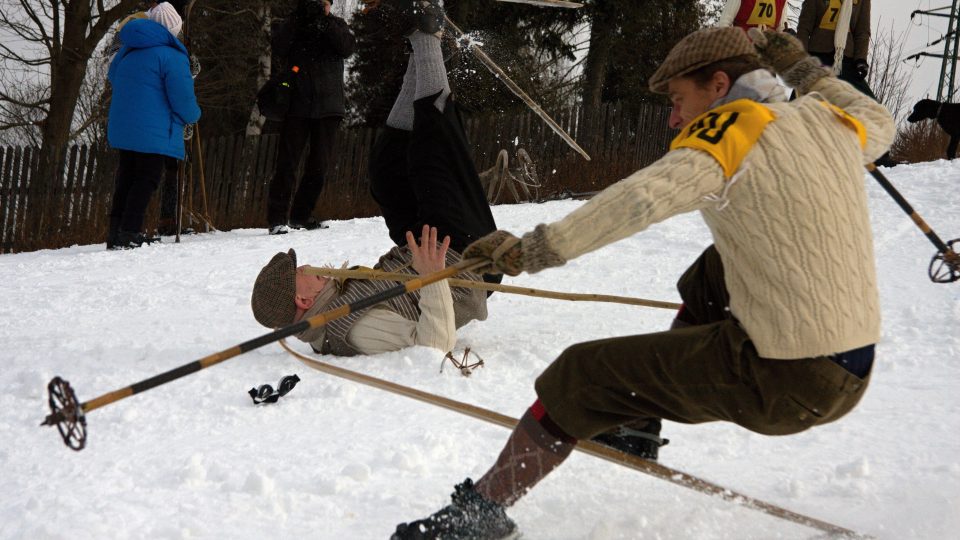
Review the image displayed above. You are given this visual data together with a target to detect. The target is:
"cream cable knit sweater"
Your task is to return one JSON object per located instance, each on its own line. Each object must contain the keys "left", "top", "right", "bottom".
{"left": 536, "top": 76, "right": 895, "bottom": 359}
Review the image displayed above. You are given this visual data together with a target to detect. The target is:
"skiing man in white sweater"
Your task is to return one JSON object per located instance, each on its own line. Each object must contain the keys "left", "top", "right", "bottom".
{"left": 392, "top": 25, "right": 895, "bottom": 540}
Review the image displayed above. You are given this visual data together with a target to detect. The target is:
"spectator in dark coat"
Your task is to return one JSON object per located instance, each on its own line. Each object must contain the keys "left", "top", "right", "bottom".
{"left": 266, "top": 0, "right": 355, "bottom": 235}
{"left": 106, "top": 2, "right": 201, "bottom": 249}
{"left": 796, "top": 0, "right": 875, "bottom": 98}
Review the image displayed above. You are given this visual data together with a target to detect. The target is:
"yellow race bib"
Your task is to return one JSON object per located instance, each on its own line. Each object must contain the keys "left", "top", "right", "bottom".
{"left": 818, "top": 101, "right": 867, "bottom": 149}
{"left": 670, "top": 100, "right": 776, "bottom": 178}
{"left": 819, "top": 0, "right": 859, "bottom": 31}
{"left": 745, "top": 1, "right": 779, "bottom": 28}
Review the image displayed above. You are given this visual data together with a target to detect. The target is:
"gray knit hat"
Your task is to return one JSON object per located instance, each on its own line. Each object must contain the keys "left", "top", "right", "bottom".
{"left": 648, "top": 27, "right": 758, "bottom": 94}
{"left": 251, "top": 249, "right": 298, "bottom": 328}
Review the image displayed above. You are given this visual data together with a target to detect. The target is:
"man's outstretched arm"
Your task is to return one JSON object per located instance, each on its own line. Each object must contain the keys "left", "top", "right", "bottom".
{"left": 346, "top": 226, "right": 457, "bottom": 355}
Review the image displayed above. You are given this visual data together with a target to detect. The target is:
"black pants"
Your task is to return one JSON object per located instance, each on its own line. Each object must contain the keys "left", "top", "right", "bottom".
{"left": 536, "top": 245, "right": 873, "bottom": 440}
{"left": 109, "top": 149, "right": 166, "bottom": 233}
{"left": 369, "top": 94, "right": 497, "bottom": 254}
{"left": 159, "top": 157, "right": 180, "bottom": 224}
{"left": 267, "top": 115, "right": 341, "bottom": 226}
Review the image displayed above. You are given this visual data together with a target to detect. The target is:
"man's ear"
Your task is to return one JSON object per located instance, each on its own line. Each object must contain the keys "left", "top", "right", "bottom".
{"left": 713, "top": 71, "right": 733, "bottom": 96}
{"left": 294, "top": 294, "right": 314, "bottom": 311}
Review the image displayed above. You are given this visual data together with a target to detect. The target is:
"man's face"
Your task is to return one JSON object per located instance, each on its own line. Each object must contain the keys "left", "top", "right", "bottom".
{"left": 295, "top": 265, "right": 330, "bottom": 302}
{"left": 666, "top": 74, "right": 728, "bottom": 130}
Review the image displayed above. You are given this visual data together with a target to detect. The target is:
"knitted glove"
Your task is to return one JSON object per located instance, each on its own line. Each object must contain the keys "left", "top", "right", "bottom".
{"left": 854, "top": 59, "right": 869, "bottom": 79}
{"left": 463, "top": 230, "right": 523, "bottom": 276}
{"left": 463, "top": 226, "right": 566, "bottom": 276}
{"left": 748, "top": 28, "right": 829, "bottom": 94}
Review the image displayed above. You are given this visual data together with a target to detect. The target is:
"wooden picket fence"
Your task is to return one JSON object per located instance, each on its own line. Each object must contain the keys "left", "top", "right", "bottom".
{"left": 0, "top": 101, "right": 674, "bottom": 254}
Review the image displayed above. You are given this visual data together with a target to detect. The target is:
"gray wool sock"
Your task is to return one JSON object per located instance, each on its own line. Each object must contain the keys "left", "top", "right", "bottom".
{"left": 386, "top": 55, "right": 417, "bottom": 131}
{"left": 408, "top": 30, "right": 450, "bottom": 112}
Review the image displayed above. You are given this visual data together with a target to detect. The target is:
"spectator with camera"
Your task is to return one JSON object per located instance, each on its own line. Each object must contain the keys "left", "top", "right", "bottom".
{"left": 265, "top": 0, "right": 355, "bottom": 235}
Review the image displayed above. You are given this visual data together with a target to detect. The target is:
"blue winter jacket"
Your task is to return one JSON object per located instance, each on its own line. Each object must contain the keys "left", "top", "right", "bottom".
{"left": 107, "top": 19, "right": 200, "bottom": 159}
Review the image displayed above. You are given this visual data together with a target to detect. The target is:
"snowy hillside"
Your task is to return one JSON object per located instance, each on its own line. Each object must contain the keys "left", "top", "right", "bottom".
{"left": 1, "top": 160, "right": 958, "bottom": 539}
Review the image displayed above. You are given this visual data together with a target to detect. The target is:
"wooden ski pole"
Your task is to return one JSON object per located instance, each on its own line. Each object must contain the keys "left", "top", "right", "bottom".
{"left": 279, "top": 340, "right": 865, "bottom": 538}
{"left": 304, "top": 266, "right": 681, "bottom": 310}
{"left": 866, "top": 163, "right": 959, "bottom": 283}
{"left": 192, "top": 123, "right": 216, "bottom": 232}
{"left": 444, "top": 15, "right": 591, "bottom": 161}
{"left": 40, "top": 259, "right": 488, "bottom": 451}
{"left": 175, "top": 158, "right": 184, "bottom": 243}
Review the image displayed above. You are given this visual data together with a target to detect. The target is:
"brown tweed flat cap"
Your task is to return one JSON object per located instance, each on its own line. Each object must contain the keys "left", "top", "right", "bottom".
{"left": 649, "top": 27, "right": 758, "bottom": 94}
{"left": 251, "top": 249, "right": 298, "bottom": 328}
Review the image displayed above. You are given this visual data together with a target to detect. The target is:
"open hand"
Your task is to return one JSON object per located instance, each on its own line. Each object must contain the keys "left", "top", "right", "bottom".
{"left": 407, "top": 224, "right": 450, "bottom": 276}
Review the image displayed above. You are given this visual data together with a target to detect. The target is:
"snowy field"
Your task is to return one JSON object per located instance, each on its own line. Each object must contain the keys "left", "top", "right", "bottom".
{"left": 1, "top": 160, "right": 958, "bottom": 539}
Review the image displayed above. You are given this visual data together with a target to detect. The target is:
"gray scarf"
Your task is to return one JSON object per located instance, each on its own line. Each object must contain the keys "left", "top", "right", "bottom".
{"left": 711, "top": 69, "right": 787, "bottom": 108}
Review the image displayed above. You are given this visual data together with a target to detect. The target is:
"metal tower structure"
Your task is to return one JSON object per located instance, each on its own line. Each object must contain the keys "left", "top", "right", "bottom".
{"left": 909, "top": 1, "right": 960, "bottom": 102}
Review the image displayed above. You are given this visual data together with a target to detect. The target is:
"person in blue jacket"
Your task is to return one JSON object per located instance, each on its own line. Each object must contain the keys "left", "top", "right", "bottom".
{"left": 106, "top": 1, "right": 200, "bottom": 249}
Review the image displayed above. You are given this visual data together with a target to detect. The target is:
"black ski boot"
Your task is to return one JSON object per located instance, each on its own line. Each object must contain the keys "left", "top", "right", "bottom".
{"left": 591, "top": 419, "right": 669, "bottom": 461}
{"left": 111, "top": 230, "right": 161, "bottom": 250}
{"left": 289, "top": 218, "right": 329, "bottom": 231}
{"left": 391, "top": 478, "right": 518, "bottom": 540}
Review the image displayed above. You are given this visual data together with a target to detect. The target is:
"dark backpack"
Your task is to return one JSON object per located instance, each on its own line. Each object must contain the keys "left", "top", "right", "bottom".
{"left": 256, "top": 66, "right": 299, "bottom": 121}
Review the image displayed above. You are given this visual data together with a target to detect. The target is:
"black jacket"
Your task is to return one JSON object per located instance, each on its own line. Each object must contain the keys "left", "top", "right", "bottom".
{"left": 272, "top": 12, "right": 355, "bottom": 119}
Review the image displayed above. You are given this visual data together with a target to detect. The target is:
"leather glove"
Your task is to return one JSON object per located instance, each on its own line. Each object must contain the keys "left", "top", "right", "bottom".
{"left": 854, "top": 59, "right": 869, "bottom": 79}
{"left": 463, "top": 226, "right": 567, "bottom": 276}
{"left": 748, "top": 27, "right": 829, "bottom": 94}
{"left": 463, "top": 230, "right": 523, "bottom": 276}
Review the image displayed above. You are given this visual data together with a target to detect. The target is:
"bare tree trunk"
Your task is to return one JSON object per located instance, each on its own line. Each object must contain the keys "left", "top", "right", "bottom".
{"left": 581, "top": 4, "right": 617, "bottom": 113}
{"left": 34, "top": 1, "right": 99, "bottom": 239}
{"left": 247, "top": 2, "right": 272, "bottom": 136}
{"left": 580, "top": 1, "right": 617, "bottom": 151}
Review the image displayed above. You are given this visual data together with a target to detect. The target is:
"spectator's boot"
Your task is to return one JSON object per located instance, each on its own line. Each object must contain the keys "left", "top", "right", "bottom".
{"left": 391, "top": 479, "right": 519, "bottom": 540}
{"left": 112, "top": 230, "right": 161, "bottom": 250}
{"left": 591, "top": 419, "right": 669, "bottom": 461}
{"left": 289, "top": 218, "right": 329, "bottom": 231}
{"left": 106, "top": 216, "right": 120, "bottom": 250}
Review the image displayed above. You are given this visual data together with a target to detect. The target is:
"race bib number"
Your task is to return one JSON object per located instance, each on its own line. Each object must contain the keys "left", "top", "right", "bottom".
{"left": 819, "top": 0, "right": 859, "bottom": 31}
{"left": 745, "top": 1, "right": 779, "bottom": 27}
{"left": 818, "top": 101, "right": 867, "bottom": 149}
{"left": 670, "top": 100, "right": 776, "bottom": 178}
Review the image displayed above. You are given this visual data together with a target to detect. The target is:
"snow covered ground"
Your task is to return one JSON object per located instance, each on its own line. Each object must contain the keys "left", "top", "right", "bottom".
{"left": 1, "top": 160, "right": 958, "bottom": 539}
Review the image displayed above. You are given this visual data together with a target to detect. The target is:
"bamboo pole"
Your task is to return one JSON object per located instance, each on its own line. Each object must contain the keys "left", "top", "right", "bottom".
{"left": 303, "top": 266, "right": 682, "bottom": 310}
{"left": 445, "top": 15, "right": 591, "bottom": 161}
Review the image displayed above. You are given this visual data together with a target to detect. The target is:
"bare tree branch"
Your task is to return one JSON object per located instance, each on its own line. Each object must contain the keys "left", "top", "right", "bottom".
{"left": 0, "top": 120, "right": 42, "bottom": 131}
{"left": 0, "top": 89, "right": 49, "bottom": 108}
{"left": 868, "top": 20, "right": 912, "bottom": 123}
